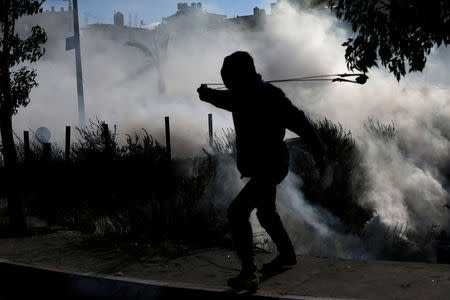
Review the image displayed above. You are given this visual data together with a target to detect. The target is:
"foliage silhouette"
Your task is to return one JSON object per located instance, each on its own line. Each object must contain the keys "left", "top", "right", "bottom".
{"left": 288, "top": 118, "right": 373, "bottom": 234}
{"left": 329, "top": 0, "right": 450, "bottom": 80}
{"left": 0, "top": 0, "right": 47, "bottom": 234}
{"left": 0, "top": 120, "right": 223, "bottom": 247}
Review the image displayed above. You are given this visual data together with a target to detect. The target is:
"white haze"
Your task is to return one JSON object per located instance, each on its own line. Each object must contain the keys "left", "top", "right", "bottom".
{"left": 11, "top": 4, "right": 450, "bottom": 259}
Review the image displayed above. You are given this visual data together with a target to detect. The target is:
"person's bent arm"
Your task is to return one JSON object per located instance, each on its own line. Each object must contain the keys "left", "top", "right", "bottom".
{"left": 282, "top": 97, "right": 327, "bottom": 163}
{"left": 197, "top": 84, "right": 233, "bottom": 111}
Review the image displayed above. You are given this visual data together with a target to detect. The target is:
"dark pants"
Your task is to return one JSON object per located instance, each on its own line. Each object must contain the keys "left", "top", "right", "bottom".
{"left": 227, "top": 173, "right": 295, "bottom": 271}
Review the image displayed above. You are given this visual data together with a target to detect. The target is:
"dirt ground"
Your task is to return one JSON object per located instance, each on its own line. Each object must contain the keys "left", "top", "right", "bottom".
{"left": 0, "top": 228, "right": 449, "bottom": 299}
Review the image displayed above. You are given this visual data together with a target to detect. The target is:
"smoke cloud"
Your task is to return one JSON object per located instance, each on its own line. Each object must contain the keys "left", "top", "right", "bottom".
{"left": 11, "top": 3, "right": 449, "bottom": 259}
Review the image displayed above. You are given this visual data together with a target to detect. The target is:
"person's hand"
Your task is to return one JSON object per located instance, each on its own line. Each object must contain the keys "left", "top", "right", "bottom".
{"left": 197, "top": 84, "right": 213, "bottom": 101}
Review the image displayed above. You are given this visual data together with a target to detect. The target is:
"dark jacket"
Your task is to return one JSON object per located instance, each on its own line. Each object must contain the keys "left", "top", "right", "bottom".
{"left": 200, "top": 79, "right": 326, "bottom": 178}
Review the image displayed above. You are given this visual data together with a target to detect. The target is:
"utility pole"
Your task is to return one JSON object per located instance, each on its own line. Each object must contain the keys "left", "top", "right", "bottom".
{"left": 208, "top": 113, "right": 213, "bottom": 148}
{"left": 66, "top": 0, "right": 86, "bottom": 127}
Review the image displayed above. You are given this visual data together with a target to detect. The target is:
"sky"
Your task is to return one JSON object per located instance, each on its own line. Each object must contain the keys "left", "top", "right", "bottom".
{"left": 43, "top": 0, "right": 275, "bottom": 26}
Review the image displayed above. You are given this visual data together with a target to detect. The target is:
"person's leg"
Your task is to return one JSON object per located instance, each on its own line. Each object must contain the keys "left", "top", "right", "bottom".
{"left": 255, "top": 178, "right": 296, "bottom": 267}
{"left": 227, "top": 178, "right": 259, "bottom": 272}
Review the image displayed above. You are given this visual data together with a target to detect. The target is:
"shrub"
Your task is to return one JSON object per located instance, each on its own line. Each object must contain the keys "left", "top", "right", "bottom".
{"left": 211, "top": 128, "right": 237, "bottom": 157}
{"left": 209, "top": 119, "right": 374, "bottom": 235}
{"left": 364, "top": 117, "right": 396, "bottom": 142}
{"left": 288, "top": 118, "right": 374, "bottom": 234}
{"left": 0, "top": 120, "right": 230, "bottom": 247}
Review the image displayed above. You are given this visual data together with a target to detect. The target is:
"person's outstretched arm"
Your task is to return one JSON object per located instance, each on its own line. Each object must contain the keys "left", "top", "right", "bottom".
{"left": 197, "top": 84, "right": 233, "bottom": 111}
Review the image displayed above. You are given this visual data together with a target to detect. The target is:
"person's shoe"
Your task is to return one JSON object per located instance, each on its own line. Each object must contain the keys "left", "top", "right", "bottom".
{"left": 261, "top": 252, "right": 297, "bottom": 273}
{"left": 227, "top": 270, "right": 259, "bottom": 290}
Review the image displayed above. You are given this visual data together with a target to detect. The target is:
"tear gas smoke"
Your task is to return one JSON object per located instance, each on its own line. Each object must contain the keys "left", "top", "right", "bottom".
{"left": 10, "top": 3, "right": 449, "bottom": 259}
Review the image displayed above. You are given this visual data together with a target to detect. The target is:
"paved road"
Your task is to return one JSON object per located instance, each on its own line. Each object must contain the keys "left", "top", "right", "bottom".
{"left": 0, "top": 230, "right": 449, "bottom": 299}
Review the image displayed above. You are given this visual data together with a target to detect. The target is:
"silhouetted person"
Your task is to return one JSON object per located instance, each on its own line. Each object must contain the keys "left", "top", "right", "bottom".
{"left": 197, "top": 51, "right": 327, "bottom": 290}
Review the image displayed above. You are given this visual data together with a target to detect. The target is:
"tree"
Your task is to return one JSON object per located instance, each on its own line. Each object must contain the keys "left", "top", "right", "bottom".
{"left": 0, "top": 0, "right": 47, "bottom": 234}
{"left": 124, "top": 27, "right": 169, "bottom": 95}
{"left": 329, "top": 0, "right": 450, "bottom": 80}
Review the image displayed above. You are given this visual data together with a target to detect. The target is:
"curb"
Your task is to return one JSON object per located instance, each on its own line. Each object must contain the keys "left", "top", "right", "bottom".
{"left": 0, "top": 261, "right": 359, "bottom": 299}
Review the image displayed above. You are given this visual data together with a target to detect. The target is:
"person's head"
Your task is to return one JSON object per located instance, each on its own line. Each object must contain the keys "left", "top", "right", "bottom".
{"left": 221, "top": 51, "right": 259, "bottom": 92}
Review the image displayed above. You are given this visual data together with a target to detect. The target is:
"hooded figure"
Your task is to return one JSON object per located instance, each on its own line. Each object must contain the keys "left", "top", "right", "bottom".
{"left": 197, "top": 51, "right": 327, "bottom": 290}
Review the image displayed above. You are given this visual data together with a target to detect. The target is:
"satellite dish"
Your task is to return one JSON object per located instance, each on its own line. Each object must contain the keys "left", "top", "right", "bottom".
{"left": 35, "top": 127, "right": 51, "bottom": 143}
